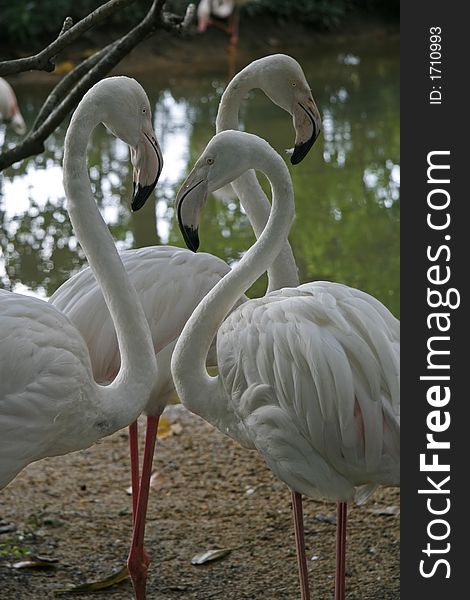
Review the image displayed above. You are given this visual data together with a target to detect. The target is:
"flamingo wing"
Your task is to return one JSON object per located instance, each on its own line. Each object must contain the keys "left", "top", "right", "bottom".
{"left": 217, "top": 281, "right": 400, "bottom": 502}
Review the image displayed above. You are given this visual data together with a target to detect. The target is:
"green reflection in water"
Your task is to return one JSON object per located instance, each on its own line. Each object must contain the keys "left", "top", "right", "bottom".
{"left": 0, "top": 35, "right": 399, "bottom": 317}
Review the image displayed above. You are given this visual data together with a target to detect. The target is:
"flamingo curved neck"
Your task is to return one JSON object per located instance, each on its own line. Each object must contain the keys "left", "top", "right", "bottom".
{"left": 172, "top": 148, "right": 294, "bottom": 424}
{"left": 63, "top": 102, "right": 157, "bottom": 426}
{"left": 216, "top": 65, "right": 299, "bottom": 292}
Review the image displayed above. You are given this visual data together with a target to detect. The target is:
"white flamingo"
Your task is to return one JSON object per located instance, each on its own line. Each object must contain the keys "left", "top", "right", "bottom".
{"left": 198, "top": 0, "right": 235, "bottom": 28}
{"left": 49, "top": 53, "right": 320, "bottom": 594}
{"left": 171, "top": 130, "right": 400, "bottom": 600}
{"left": 0, "top": 77, "right": 26, "bottom": 134}
{"left": 0, "top": 77, "right": 163, "bottom": 600}
{"left": 197, "top": 0, "right": 246, "bottom": 45}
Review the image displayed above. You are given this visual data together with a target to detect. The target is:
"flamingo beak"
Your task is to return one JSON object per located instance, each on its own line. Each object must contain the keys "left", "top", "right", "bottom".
{"left": 291, "top": 97, "right": 321, "bottom": 165}
{"left": 175, "top": 173, "right": 209, "bottom": 252}
{"left": 131, "top": 127, "right": 163, "bottom": 211}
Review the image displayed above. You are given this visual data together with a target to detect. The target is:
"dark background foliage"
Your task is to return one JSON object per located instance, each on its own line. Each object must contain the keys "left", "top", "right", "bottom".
{"left": 0, "top": 0, "right": 399, "bottom": 48}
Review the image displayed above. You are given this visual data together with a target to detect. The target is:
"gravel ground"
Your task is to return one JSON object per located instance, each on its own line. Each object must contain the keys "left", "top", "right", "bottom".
{"left": 0, "top": 404, "right": 399, "bottom": 600}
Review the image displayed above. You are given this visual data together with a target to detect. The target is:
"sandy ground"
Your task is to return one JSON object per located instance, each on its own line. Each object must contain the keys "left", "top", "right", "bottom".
{"left": 0, "top": 404, "right": 399, "bottom": 600}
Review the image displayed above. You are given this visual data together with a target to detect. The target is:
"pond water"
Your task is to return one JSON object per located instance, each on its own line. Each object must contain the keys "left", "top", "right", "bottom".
{"left": 0, "top": 35, "right": 399, "bottom": 316}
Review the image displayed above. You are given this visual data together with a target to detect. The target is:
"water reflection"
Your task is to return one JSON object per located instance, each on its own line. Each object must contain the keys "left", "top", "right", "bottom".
{"left": 0, "top": 36, "right": 399, "bottom": 315}
{"left": 153, "top": 91, "right": 193, "bottom": 243}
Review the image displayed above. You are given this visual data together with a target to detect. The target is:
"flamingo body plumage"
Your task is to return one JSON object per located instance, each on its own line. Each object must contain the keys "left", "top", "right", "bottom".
{"left": 0, "top": 77, "right": 26, "bottom": 134}
{"left": 216, "top": 281, "right": 400, "bottom": 502}
{"left": 197, "top": 0, "right": 236, "bottom": 32}
{"left": 0, "top": 290, "right": 99, "bottom": 488}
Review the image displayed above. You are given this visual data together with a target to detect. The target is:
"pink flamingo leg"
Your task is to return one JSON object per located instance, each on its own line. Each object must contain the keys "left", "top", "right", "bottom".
{"left": 228, "top": 6, "right": 240, "bottom": 47}
{"left": 129, "top": 420, "right": 140, "bottom": 520}
{"left": 335, "top": 502, "right": 348, "bottom": 600}
{"left": 291, "top": 491, "right": 311, "bottom": 600}
{"left": 128, "top": 419, "right": 151, "bottom": 572}
{"left": 206, "top": 18, "right": 228, "bottom": 33}
{"left": 127, "top": 415, "right": 159, "bottom": 600}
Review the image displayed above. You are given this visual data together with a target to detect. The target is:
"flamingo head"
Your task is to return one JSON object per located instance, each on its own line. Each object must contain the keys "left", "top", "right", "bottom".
{"left": 91, "top": 77, "right": 163, "bottom": 211}
{"left": 252, "top": 54, "right": 322, "bottom": 164}
{"left": 176, "top": 130, "right": 280, "bottom": 252}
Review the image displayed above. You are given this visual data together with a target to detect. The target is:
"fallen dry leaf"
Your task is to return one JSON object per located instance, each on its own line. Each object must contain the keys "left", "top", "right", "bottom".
{"left": 54, "top": 564, "right": 129, "bottom": 594}
{"left": 157, "top": 417, "right": 172, "bottom": 438}
{"left": 191, "top": 548, "right": 233, "bottom": 565}
{"left": 171, "top": 422, "right": 183, "bottom": 435}
{"left": 366, "top": 505, "right": 400, "bottom": 517}
{"left": 150, "top": 471, "right": 164, "bottom": 491}
{"left": 314, "top": 513, "right": 336, "bottom": 525}
{"left": 157, "top": 417, "right": 183, "bottom": 439}
{"left": 12, "top": 555, "right": 58, "bottom": 569}
{"left": 126, "top": 471, "right": 163, "bottom": 495}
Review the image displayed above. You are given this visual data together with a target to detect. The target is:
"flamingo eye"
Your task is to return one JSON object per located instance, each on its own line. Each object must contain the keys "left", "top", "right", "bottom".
{"left": 291, "top": 81, "right": 297, "bottom": 87}
{"left": 206, "top": 157, "right": 214, "bottom": 165}
{"left": 142, "top": 107, "right": 147, "bottom": 114}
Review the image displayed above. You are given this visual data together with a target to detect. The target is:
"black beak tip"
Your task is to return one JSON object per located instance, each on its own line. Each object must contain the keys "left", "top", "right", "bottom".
{"left": 290, "top": 127, "right": 320, "bottom": 165}
{"left": 182, "top": 225, "right": 200, "bottom": 252}
{"left": 291, "top": 132, "right": 320, "bottom": 165}
{"left": 131, "top": 179, "right": 157, "bottom": 212}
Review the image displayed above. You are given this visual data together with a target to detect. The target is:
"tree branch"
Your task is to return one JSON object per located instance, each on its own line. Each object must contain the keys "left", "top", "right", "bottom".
{"left": 48, "top": 16, "right": 75, "bottom": 71}
{"left": 0, "top": 0, "right": 196, "bottom": 171}
{"left": 0, "top": 0, "right": 137, "bottom": 77}
{"left": 161, "top": 2, "right": 196, "bottom": 33}
{"left": 32, "top": 42, "right": 115, "bottom": 131}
